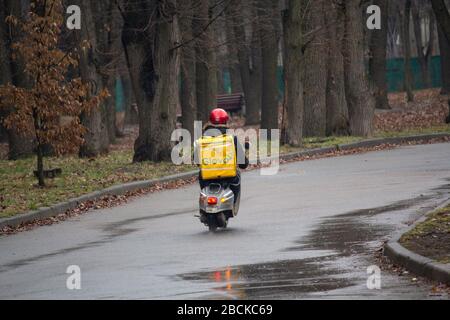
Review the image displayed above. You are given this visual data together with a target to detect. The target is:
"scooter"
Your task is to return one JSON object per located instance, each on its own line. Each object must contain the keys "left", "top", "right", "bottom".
{"left": 196, "top": 141, "right": 249, "bottom": 232}
{"left": 197, "top": 179, "right": 241, "bottom": 232}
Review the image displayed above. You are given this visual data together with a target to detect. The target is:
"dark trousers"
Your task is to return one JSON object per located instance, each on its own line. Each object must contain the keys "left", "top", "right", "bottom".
{"left": 199, "top": 172, "right": 241, "bottom": 203}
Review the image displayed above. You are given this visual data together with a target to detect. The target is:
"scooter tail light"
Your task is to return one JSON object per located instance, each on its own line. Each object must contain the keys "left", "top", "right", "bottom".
{"left": 207, "top": 197, "right": 218, "bottom": 205}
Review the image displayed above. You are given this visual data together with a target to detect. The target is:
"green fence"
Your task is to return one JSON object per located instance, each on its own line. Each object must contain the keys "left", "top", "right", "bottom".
{"left": 220, "top": 55, "right": 443, "bottom": 96}
{"left": 221, "top": 67, "right": 285, "bottom": 98}
{"left": 386, "top": 56, "right": 442, "bottom": 92}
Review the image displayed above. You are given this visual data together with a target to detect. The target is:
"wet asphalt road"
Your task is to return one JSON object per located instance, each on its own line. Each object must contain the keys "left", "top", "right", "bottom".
{"left": 1, "top": 143, "right": 450, "bottom": 299}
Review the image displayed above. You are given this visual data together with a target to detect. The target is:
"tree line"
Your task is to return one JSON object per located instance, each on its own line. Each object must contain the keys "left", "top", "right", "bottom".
{"left": 0, "top": 0, "right": 449, "bottom": 177}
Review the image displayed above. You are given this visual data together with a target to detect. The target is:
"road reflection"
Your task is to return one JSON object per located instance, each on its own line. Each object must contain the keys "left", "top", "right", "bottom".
{"left": 179, "top": 257, "right": 353, "bottom": 299}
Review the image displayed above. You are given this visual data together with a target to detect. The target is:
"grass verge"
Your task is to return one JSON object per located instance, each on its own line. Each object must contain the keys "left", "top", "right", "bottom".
{"left": 1, "top": 125, "right": 449, "bottom": 219}
{"left": 280, "top": 124, "right": 450, "bottom": 154}
{"left": 0, "top": 151, "right": 195, "bottom": 218}
{"left": 400, "top": 204, "right": 450, "bottom": 264}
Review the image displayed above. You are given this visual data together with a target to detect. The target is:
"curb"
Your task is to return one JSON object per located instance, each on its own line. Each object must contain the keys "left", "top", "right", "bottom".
{"left": 0, "top": 171, "right": 199, "bottom": 230}
{"left": 1, "top": 132, "right": 449, "bottom": 230}
{"left": 337, "top": 132, "right": 450, "bottom": 151}
{"left": 384, "top": 200, "right": 450, "bottom": 285}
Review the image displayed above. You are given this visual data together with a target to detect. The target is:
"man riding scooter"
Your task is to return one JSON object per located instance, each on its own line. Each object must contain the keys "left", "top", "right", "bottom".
{"left": 194, "top": 108, "right": 249, "bottom": 231}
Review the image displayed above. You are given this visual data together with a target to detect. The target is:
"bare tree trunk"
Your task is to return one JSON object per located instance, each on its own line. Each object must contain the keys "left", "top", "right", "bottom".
{"left": 122, "top": 68, "right": 138, "bottom": 125}
{"left": 248, "top": 25, "right": 263, "bottom": 124}
{"left": 282, "top": 0, "right": 304, "bottom": 146}
{"left": 412, "top": 2, "right": 434, "bottom": 88}
{"left": 179, "top": 0, "right": 197, "bottom": 139}
{"left": 431, "top": 0, "right": 450, "bottom": 42}
{"left": 0, "top": 3, "right": 8, "bottom": 83}
{"left": 224, "top": 15, "right": 242, "bottom": 93}
{"left": 437, "top": 23, "right": 450, "bottom": 94}
{"left": 193, "top": 0, "right": 218, "bottom": 122}
{"left": 36, "top": 139, "right": 45, "bottom": 187}
{"left": 229, "top": 0, "right": 262, "bottom": 125}
{"left": 75, "top": 0, "right": 110, "bottom": 158}
{"left": 122, "top": 0, "right": 180, "bottom": 162}
{"left": 0, "top": 1, "right": 10, "bottom": 143}
{"left": 216, "top": 69, "right": 226, "bottom": 94}
{"left": 324, "top": 0, "right": 349, "bottom": 135}
{"left": 1, "top": 0, "right": 34, "bottom": 159}
{"left": 229, "top": 65, "right": 243, "bottom": 94}
{"left": 401, "top": 0, "right": 415, "bottom": 102}
{"left": 181, "top": 64, "right": 197, "bottom": 138}
{"left": 148, "top": 7, "right": 180, "bottom": 161}
{"left": 342, "top": 0, "right": 376, "bottom": 136}
{"left": 257, "top": 0, "right": 280, "bottom": 134}
{"left": 30, "top": 106, "right": 45, "bottom": 186}
{"left": 302, "top": 0, "right": 327, "bottom": 137}
{"left": 93, "top": 0, "right": 122, "bottom": 145}
{"left": 104, "top": 78, "right": 117, "bottom": 145}
{"left": 369, "top": 0, "right": 390, "bottom": 110}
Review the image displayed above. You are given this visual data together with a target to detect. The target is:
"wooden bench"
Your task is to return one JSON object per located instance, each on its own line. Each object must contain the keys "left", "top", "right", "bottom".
{"left": 217, "top": 93, "right": 244, "bottom": 114}
{"left": 177, "top": 93, "right": 244, "bottom": 124}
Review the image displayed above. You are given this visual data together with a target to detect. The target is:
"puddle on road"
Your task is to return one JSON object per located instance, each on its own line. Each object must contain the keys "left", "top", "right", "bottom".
{"left": 179, "top": 257, "right": 353, "bottom": 299}
{"left": 286, "top": 194, "right": 435, "bottom": 254}
{"left": 177, "top": 210, "right": 384, "bottom": 299}
{"left": 177, "top": 182, "right": 450, "bottom": 299}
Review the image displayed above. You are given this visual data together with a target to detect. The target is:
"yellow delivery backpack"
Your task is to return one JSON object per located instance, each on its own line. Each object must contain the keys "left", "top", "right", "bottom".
{"left": 198, "top": 134, "right": 237, "bottom": 180}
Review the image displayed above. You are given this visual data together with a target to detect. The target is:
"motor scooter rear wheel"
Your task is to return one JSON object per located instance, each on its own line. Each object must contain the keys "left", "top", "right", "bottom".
{"left": 207, "top": 213, "right": 228, "bottom": 231}
{"left": 207, "top": 215, "right": 218, "bottom": 232}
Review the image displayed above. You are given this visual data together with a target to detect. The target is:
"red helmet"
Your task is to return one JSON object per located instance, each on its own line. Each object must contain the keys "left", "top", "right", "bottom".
{"left": 209, "top": 108, "right": 229, "bottom": 125}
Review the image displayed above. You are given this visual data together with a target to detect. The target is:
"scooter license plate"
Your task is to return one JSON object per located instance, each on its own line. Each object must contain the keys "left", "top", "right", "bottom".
{"left": 206, "top": 206, "right": 218, "bottom": 213}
